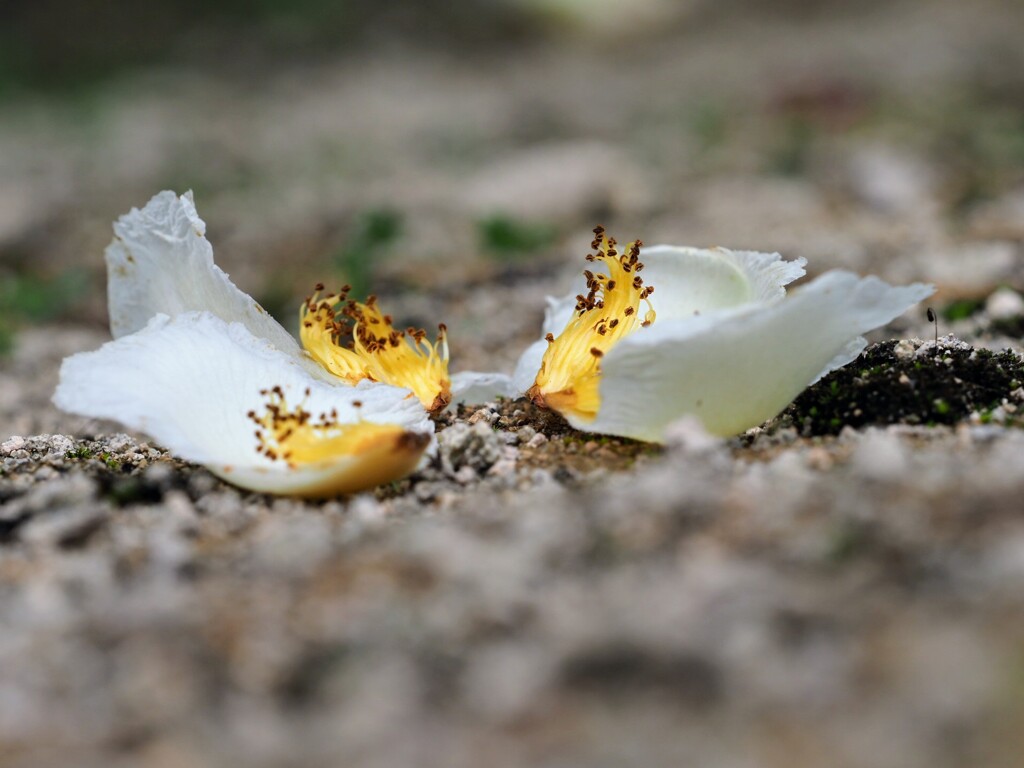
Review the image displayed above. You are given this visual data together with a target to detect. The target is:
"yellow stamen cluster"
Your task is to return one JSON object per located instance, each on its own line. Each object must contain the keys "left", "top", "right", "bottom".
{"left": 299, "top": 284, "right": 452, "bottom": 412}
{"left": 247, "top": 385, "right": 428, "bottom": 469}
{"left": 528, "top": 226, "right": 656, "bottom": 423}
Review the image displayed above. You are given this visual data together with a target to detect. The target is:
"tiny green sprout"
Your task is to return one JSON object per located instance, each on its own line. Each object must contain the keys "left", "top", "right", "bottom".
{"left": 65, "top": 446, "right": 93, "bottom": 460}
{"left": 99, "top": 452, "right": 121, "bottom": 470}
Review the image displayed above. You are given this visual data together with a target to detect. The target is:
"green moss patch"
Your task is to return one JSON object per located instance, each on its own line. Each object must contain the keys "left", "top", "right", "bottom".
{"left": 785, "top": 339, "right": 1024, "bottom": 436}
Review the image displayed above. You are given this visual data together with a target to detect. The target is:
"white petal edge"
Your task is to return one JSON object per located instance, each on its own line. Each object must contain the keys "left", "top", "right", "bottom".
{"left": 106, "top": 191, "right": 330, "bottom": 380}
{"left": 537, "top": 246, "right": 807, "bottom": 336}
{"left": 513, "top": 338, "right": 548, "bottom": 394}
{"left": 450, "top": 371, "right": 516, "bottom": 408}
{"left": 53, "top": 312, "right": 433, "bottom": 496}
{"left": 625, "top": 245, "right": 808, "bottom": 321}
{"left": 577, "top": 271, "right": 934, "bottom": 442}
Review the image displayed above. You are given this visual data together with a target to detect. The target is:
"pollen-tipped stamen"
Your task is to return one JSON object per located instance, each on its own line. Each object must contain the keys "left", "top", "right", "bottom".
{"left": 299, "top": 286, "right": 452, "bottom": 412}
{"left": 528, "top": 226, "right": 656, "bottom": 422}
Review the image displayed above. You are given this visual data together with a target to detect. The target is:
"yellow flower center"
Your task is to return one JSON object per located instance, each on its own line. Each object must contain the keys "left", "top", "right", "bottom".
{"left": 248, "top": 386, "right": 429, "bottom": 470}
{"left": 299, "top": 285, "right": 452, "bottom": 412}
{"left": 528, "top": 226, "right": 655, "bottom": 423}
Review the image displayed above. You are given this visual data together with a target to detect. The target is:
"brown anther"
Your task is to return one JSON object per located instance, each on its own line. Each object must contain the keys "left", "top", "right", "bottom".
{"left": 590, "top": 347, "right": 604, "bottom": 358}
{"left": 314, "top": 282, "right": 325, "bottom": 292}
{"left": 545, "top": 332, "right": 555, "bottom": 343}
{"left": 632, "top": 276, "right": 643, "bottom": 289}
{"left": 352, "top": 400, "right": 362, "bottom": 408}
{"left": 625, "top": 306, "right": 635, "bottom": 316}
{"left": 606, "top": 280, "right": 616, "bottom": 290}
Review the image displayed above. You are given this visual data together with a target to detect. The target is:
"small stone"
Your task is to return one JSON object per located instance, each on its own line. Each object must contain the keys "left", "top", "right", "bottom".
{"left": 516, "top": 426, "right": 537, "bottom": 445}
{"left": 893, "top": 339, "right": 917, "bottom": 360}
{"left": 487, "top": 457, "right": 518, "bottom": 479}
{"left": 526, "top": 433, "right": 549, "bottom": 449}
{"left": 438, "top": 421, "right": 505, "bottom": 475}
{"left": 45, "top": 435, "right": 75, "bottom": 457}
{"left": 1, "top": 435, "right": 26, "bottom": 455}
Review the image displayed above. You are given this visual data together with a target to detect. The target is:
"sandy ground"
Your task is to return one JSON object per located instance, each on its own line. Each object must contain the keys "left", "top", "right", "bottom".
{"left": 2, "top": 1, "right": 1024, "bottom": 765}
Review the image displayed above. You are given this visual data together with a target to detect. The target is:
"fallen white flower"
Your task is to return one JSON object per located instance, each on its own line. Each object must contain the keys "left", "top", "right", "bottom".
{"left": 466, "top": 226, "right": 933, "bottom": 442}
{"left": 55, "top": 312, "right": 432, "bottom": 496}
{"left": 54, "top": 192, "right": 437, "bottom": 496}
{"left": 106, "top": 190, "right": 454, "bottom": 411}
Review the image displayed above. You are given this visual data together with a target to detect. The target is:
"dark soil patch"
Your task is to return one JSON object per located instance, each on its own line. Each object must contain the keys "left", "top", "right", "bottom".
{"left": 784, "top": 339, "right": 1024, "bottom": 436}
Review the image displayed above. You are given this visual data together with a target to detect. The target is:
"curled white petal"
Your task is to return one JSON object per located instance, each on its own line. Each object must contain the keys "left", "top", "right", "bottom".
{"left": 450, "top": 371, "right": 516, "bottom": 407}
{"left": 580, "top": 271, "right": 933, "bottom": 442}
{"left": 53, "top": 312, "right": 432, "bottom": 496}
{"left": 538, "top": 245, "right": 806, "bottom": 333}
{"left": 637, "top": 246, "right": 806, "bottom": 319}
{"left": 105, "top": 190, "right": 329, "bottom": 378}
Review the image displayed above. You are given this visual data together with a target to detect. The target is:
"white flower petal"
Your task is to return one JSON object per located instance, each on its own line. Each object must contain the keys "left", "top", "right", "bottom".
{"left": 53, "top": 312, "right": 432, "bottom": 496}
{"left": 540, "top": 293, "right": 580, "bottom": 338}
{"left": 813, "top": 336, "right": 868, "bottom": 384}
{"left": 450, "top": 371, "right": 516, "bottom": 407}
{"left": 580, "top": 271, "right": 933, "bottom": 442}
{"left": 105, "top": 190, "right": 327, "bottom": 377}
{"left": 635, "top": 245, "right": 807, "bottom": 320}
{"left": 513, "top": 338, "right": 549, "bottom": 394}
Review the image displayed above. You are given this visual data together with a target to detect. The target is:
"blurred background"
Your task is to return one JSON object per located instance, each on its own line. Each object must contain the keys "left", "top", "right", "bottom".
{"left": 3, "top": 0, "right": 1024, "bottom": 390}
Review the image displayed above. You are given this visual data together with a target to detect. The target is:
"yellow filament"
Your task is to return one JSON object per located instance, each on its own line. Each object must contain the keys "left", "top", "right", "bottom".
{"left": 528, "top": 227, "right": 655, "bottom": 423}
{"left": 299, "top": 285, "right": 451, "bottom": 412}
{"left": 248, "top": 386, "right": 426, "bottom": 469}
